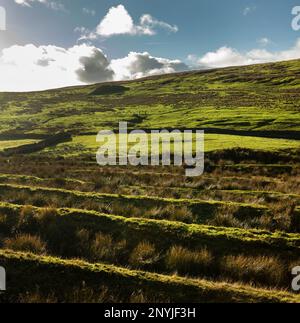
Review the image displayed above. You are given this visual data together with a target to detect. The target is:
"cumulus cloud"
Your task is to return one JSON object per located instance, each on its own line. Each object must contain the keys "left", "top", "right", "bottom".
{"left": 78, "top": 5, "right": 178, "bottom": 40}
{"left": 96, "top": 5, "right": 135, "bottom": 37}
{"left": 0, "top": 44, "right": 187, "bottom": 91}
{"left": 110, "top": 52, "right": 188, "bottom": 80}
{"left": 0, "top": 44, "right": 114, "bottom": 91}
{"left": 197, "top": 47, "right": 247, "bottom": 68}
{"left": 76, "top": 48, "right": 114, "bottom": 83}
{"left": 190, "top": 39, "right": 300, "bottom": 68}
{"left": 14, "top": 0, "right": 64, "bottom": 10}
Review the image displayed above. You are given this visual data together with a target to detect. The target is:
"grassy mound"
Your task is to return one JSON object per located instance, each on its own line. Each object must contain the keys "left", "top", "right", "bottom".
{"left": 0, "top": 249, "right": 299, "bottom": 303}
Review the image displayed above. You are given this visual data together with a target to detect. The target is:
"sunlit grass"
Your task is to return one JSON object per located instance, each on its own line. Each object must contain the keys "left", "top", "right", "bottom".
{"left": 0, "top": 139, "right": 39, "bottom": 151}
{"left": 44, "top": 133, "right": 300, "bottom": 157}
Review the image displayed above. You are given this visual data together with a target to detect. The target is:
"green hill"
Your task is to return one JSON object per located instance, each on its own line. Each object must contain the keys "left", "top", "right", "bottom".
{"left": 0, "top": 59, "right": 299, "bottom": 136}
{"left": 0, "top": 60, "right": 300, "bottom": 303}
{"left": 0, "top": 59, "right": 299, "bottom": 156}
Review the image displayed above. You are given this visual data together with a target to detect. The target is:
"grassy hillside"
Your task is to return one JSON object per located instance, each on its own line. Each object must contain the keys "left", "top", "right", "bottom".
{"left": 0, "top": 153, "right": 299, "bottom": 302}
{"left": 0, "top": 60, "right": 300, "bottom": 303}
{"left": 0, "top": 60, "right": 299, "bottom": 156}
{"left": 0, "top": 60, "right": 299, "bottom": 137}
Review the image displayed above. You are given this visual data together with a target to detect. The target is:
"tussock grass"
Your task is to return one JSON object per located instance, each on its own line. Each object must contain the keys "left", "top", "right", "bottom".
{"left": 166, "top": 246, "right": 213, "bottom": 276}
{"left": 90, "top": 233, "right": 126, "bottom": 263}
{"left": 0, "top": 201, "right": 299, "bottom": 256}
{"left": 221, "top": 255, "right": 286, "bottom": 287}
{"left": 4, "top": 234, "right": 47, "bottom": 255}
{"left": 129, "top": 241, "right": 159, "bottom": 268}
{"left": 0, "top": 249, "right": 299, "bottom": 303}
{"left": 0, "top": 201, "right": 299, "bottom": 290}
{"left": 0, "top": 183, "right": 269, "bottom": 226}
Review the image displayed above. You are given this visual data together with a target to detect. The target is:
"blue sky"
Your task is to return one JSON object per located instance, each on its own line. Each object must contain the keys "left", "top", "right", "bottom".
{"left": 0, "top": 0, "right": 300, "bottom": 91}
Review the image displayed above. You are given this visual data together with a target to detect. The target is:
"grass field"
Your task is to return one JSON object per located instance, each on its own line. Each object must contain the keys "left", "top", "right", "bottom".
{"left": 40, "top": 133, "right": 300, "bottom": 157}
{"left": 0, "top": 60, "right": 300, "bottom": 303}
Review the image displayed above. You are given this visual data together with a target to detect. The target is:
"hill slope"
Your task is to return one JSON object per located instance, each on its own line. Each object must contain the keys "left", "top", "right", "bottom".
{"left": 0, "top": 59, "right": 300, "bottom": 139}
{"left": 0, "top": 60, "right": 300, "bottom": 303}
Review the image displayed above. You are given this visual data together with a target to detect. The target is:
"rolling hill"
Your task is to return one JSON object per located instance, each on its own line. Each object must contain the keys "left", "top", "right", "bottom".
{"left": 0, "top": 59, "right": 300, "bottom": 303}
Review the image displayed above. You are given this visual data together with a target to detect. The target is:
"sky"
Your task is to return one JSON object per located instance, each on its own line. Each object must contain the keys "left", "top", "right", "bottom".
{"left": 0, "top": 0, "right": 300, "bottom": 91}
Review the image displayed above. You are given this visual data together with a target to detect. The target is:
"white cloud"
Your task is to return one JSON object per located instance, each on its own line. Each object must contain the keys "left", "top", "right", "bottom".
{"left": 110, "top": 52, "right": 187, "bottom": 80}
{"left": 96, "top": 5, "right": 136, "bottom": 37}
{"left": 14, "top": 0, "right": 64, "bottom": 10}
{"left": 78, "top": 5, "right": 178, "bottom": 40}
{"left": 0, "top": 44, "right": 187, "bottom": 91}
{"left": 139, "top": 14, "right": 179, "bottom": 34}
{"left": 0, "top": 44, "right": 114, "bottom": 91}
{"left": 190, "top": 39, "right": 300, "bottom": 69}
{"left": 2, "top": 39, "right": 300, "bottom": 92}
{"left": 197, "top": 47, "right": 247, "bottom": 68}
